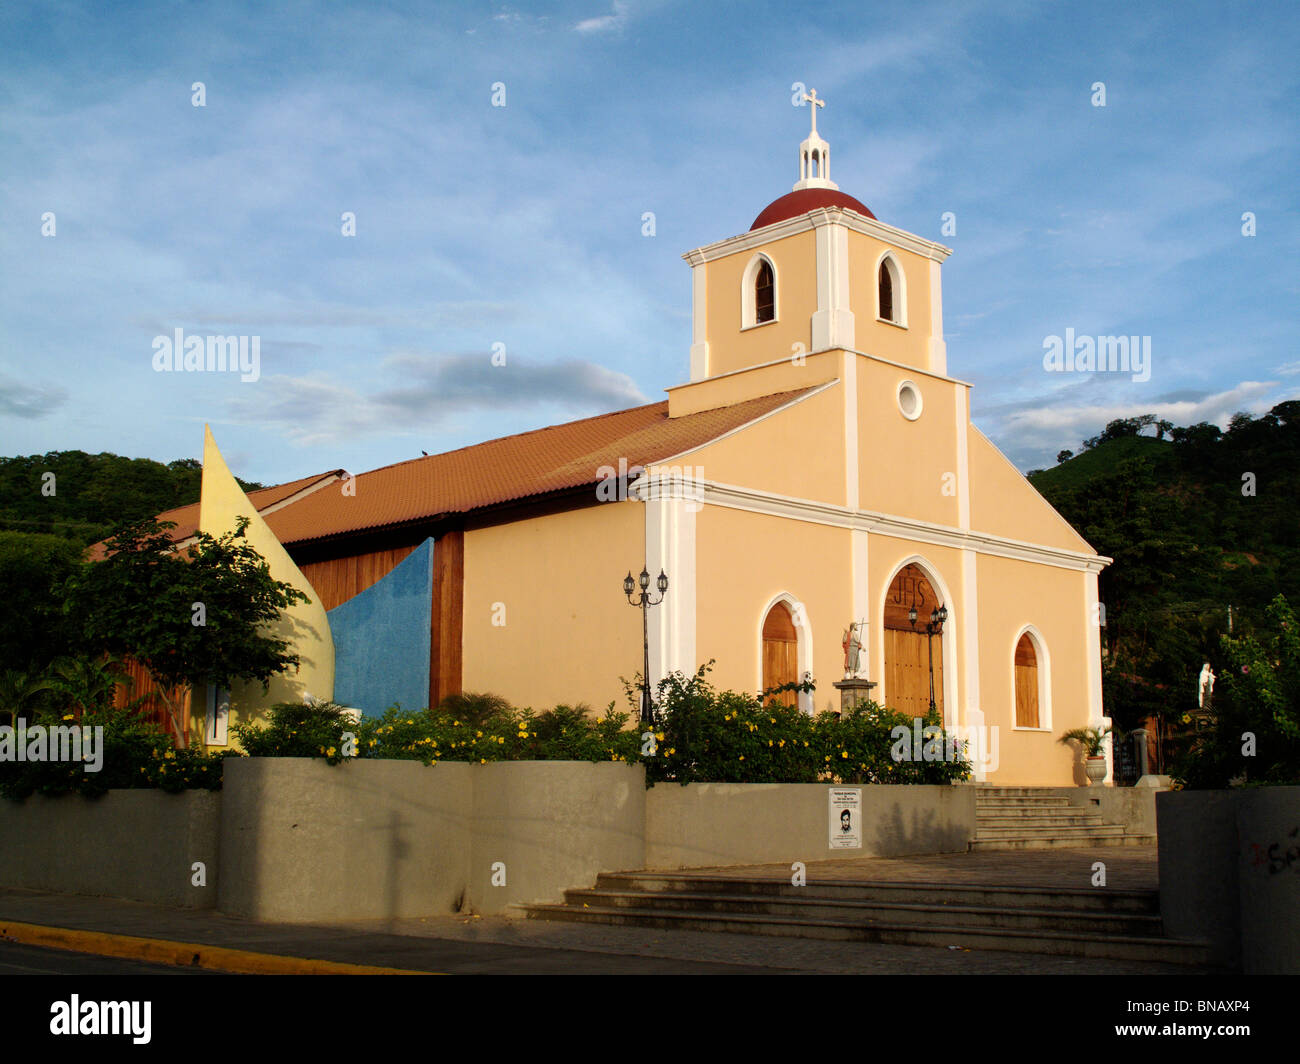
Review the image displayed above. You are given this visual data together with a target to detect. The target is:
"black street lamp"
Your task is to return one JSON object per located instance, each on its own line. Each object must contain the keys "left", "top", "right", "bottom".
{"left": 909, "top": 603, "right": 948, "bottom": 715}
{"left": 624, "top": 567, "right": 668, "bottom": 725}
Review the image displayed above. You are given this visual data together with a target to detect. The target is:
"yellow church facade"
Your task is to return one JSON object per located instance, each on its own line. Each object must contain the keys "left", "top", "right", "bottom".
{"left": 455, "top": 107, "right": 1109, "bottom": 786}
{"left": 167, "top": 99, "right": 1109, "bottom": 788}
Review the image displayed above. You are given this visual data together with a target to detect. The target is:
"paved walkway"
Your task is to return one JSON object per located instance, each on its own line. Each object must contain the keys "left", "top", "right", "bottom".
{"left": 0, "top": 847, "right": 1189, "bottom": 975}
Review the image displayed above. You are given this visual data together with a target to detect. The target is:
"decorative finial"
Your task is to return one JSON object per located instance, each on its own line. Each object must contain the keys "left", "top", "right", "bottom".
{"left": 792, "top": 87, "right": 837, "bottom": 192}
{"left": 801, "top": 88, "right": 825, "bottom": 135}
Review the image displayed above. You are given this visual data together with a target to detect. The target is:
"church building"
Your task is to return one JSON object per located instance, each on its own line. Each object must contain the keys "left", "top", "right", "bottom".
{"left": 139, "top": 95, "right": 1111, "bottom": 787}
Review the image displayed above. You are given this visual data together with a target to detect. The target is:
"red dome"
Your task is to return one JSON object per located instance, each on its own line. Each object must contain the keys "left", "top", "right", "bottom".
{"left": 750, "top": 188, "right": 875, "bottom": 230}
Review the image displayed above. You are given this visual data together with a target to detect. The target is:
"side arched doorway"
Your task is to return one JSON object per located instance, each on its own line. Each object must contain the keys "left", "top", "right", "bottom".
{"left": 761, "top": 600, "right": 799, "bottom": 708}
{"left": 883, "top": 564, "right": 945, "bottom": 719}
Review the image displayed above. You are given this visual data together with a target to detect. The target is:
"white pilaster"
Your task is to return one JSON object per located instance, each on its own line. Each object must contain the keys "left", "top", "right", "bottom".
{"left": 644, "top": 471, "right": 698, "bottom": 687}
{"left": 811, "top": 219, "right": 855, "bottom": 352}
{"left": 959, "top": 547, "right": 981, "bottom": 767}
{"left": 689, "top": 260, "right": 709, "bottom": 381}
{"left": 1084, "top": 569, "right": 1110, "bottom": 782}
{"left": 928, "top": 259, "right": 947, "bottom": 376}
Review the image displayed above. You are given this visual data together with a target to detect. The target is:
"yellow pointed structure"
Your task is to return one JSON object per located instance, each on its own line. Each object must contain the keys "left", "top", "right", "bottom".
{"left": 198, "top": 426, "right": 334, "bottom": 744}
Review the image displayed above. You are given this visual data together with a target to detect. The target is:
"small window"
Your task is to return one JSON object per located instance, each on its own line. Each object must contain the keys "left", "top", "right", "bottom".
{"left": 755, "top": 259, "right": 775, "bottom": 324}
{"left": 878, "top": 260, "right": 895, "bottom": 322}
{"left": 1014, "top": 633, "right": 1039, "bottom": 728}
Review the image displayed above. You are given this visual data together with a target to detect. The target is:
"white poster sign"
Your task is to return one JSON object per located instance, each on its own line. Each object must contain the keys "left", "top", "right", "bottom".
{"left": 206, "top": 686, "right": 230, "bottom": 746}
{"left": 829, "top": 787, "right": 862, "bottom": 849}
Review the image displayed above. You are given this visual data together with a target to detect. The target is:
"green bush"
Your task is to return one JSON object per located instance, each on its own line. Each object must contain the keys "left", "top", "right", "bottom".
{"left": 644, "top": 663, "right": 970, "bottom": 785}
{"left": 233, "top": 698, "right": 358, "bottom": 764}
{"left": 353, "top": 698, "right": 640, "bottom": 765}
{"left": 0, "top": 704, "right": 232, "bottom": 800}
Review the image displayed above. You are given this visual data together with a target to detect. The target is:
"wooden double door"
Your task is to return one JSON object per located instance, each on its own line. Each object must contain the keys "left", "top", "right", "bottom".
{"left": 883, "top": 565, "right": 945, "bottom": 719}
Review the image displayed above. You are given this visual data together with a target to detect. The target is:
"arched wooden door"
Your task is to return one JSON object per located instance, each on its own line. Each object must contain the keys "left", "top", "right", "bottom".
{"left": 883, "top": 565, "right": 944, "bottom": 719}
{"left": 762, "top": 601, "right": 798, "bottom": 707}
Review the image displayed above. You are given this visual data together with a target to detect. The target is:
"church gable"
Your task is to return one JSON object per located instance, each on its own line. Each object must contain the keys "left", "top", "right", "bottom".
{"left": 966, "top": 426, "right": 1096, "bottom": 554}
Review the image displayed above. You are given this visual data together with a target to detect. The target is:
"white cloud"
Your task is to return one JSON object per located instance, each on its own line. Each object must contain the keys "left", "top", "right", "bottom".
{"left": 225, "top": 352, "right": 648, "bottom": 446}
{"left": 574, "top": 1, "right": 628, "bottom": 34}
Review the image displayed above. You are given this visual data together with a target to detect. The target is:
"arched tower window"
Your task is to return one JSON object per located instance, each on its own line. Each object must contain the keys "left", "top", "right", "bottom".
{"left": 755, "top": 259, "right": 775, "bottom": 323}
{"left": 878, "top": 259, "right": 896, "bottom": 323}
{"left": 742, "top": 254, "right": 777, "bottom": 328}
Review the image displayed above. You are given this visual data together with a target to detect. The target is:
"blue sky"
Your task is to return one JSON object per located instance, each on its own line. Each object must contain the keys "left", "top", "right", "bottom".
{"left": 2, "top": 0, "right": 1297, "bottom": 482}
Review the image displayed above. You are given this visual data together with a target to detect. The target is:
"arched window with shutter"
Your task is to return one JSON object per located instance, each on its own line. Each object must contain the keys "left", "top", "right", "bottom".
{"left": 1014, "top": 632, "right": 1040, "bottom": 728}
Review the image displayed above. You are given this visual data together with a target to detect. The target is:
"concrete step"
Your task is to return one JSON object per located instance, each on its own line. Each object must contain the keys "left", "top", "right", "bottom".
{"left": 975, "top": 824, "right": 1125, "bottom": 840}
{"left": 562, "top": 888, "right": 1166, "bottom": 936}
{"left": 595, "top": 873, "right": 1161, "bottom": 914}
{"left": 976, "top": 821, "right": 1115, "bottom": 836}
{"left": 525, "top": 903, "right": 1208, "bottom": 965}
{"left": 968, "top": 833, "right": 1157, "bottom": 851}
{"left": 976, "top": 814, "right": 1105, "bottom": 829}
{"left": 975, "top": 798, "right": 1074, "bottom": 811}
{"left": 976, "top": 794, "right": 1073, "bottom": 805}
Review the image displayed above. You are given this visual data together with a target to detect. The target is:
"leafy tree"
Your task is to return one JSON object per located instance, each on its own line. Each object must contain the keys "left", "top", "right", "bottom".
{"left": 0, "top": 532, "right": 87, "bottom": 670}
{"left": 1056, "top": 449, "right": 1074, "bottom": 464}
{"left": 1176, "top": 596, "right": 1300, "bottom": 787}
{"left": 65, "top": 517, "right": 309, "bottom": 747}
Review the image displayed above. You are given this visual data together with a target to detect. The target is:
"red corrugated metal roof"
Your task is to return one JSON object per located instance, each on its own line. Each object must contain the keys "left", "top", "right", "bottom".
{"left": 267, "top": 388, "right": 817, "bottom": 545}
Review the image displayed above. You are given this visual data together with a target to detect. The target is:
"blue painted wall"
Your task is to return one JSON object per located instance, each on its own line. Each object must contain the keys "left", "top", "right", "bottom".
{"left": 327, "top": 538, "right": 433, "bottom": 717}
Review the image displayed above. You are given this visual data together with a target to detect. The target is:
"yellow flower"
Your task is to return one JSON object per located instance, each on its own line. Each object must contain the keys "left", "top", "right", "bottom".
{"left": 739, "top": 755, "right": 745, "bottom": 761}
{"left": 453, "top": 720, "right": 460, "bottom": 726}
{"left": 480, "top": 758, "right": 486, "bottom": 764}
{"left": 841, "top": 751, "right": 848, "bottom": 759}
{"left": 655, "top": 732, "right": 664, "bottom": 741}
{"left": 779, "top": 740, "right": 785, "bottom": 747}
{"left": 164, "top": 750, "right": 175, "bottom": 760}
{"left": 476, "top": 730, "right": 483, "bottom": 737}
{"left": 724, "top": 714, "right": 730, "bottom": 721}
{"left": 326, "top": 747, "right": 337, "bottom": 757}
{"left": 62, "top": 714, "right": 75, "bottom": 721}
{"left": 667, "top": 747, "right": 675, "bottom": 755}
{"left": 770, "top": 717, "right": 775, "bottom": 724}
{"left": 768, "top": 740, "right": 773, "bottom": 747}
{"left": 825, "top": 755, "right": 831, "bottom": 762}
{"left": 498, "top": 736, "right": 504, "bottom": 744}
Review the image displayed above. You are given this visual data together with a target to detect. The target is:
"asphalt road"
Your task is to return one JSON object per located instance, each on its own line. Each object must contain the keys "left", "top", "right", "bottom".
{"left": 0, "top": 941, "right": 216, "bottom": 975}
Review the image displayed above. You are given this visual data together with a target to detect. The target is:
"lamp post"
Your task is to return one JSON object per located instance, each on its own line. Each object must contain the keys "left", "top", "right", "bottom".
{"left": 909, "top": 603, "right": 948, "bottom": 716}
{"left": 624, "top": 567, "right": 668, "bottom": 725}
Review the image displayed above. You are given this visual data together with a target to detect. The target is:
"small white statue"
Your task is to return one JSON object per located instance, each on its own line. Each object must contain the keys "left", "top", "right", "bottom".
{"left": 1198, "top": 663, "right": 1215, "bottom": 708}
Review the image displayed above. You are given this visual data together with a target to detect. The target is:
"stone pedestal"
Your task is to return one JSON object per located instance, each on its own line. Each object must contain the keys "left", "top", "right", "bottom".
{"left": 832, "top": 677, "right": 877, "bottom": 715}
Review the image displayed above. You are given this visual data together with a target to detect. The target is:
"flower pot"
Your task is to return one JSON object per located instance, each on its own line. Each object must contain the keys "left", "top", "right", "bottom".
{"left": 1085, "top": 756, "right": 1107, "bottom": 786}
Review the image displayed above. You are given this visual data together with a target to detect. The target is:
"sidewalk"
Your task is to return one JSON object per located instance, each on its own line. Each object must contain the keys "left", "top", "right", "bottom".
{"left": 0, "top": 874, "right": 1191, "bottom": 975}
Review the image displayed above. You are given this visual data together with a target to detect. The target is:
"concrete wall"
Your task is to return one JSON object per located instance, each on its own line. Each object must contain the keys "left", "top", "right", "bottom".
{"left": 1039, "top": 785, "right": 1158, "bottom": 835}
{"left": 469, "top": 762, "right": 645, "bottom": 910}
{"left": 1158, "top": 787, "right": 1300, "bottom": 974}
{"left": 218, "top": 757, "right": 474, "bottom": 922}
{"left": 218, "top": 758, "right": 646, "bottom": 920}
{"left": 2, "top": 765, "right": 984, "bottom": 921}
{"left": 645, "top": 783, "right": 974, "bottom": 869}
{"left": 0, "top": 790, "right": 221, "bottom": 909}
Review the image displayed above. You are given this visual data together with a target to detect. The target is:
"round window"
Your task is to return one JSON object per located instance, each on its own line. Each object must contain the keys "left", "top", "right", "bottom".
{"left": 898, "top": 380, "right": 922, "bottom": 421}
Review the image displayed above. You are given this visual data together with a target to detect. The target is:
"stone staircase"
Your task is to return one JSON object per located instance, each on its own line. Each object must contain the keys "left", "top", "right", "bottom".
{"left": 969, "top": 787, "right": 1156, "bottom": 851}
{"left": 524, "top": 870, "right": 1207, "bottom": 964}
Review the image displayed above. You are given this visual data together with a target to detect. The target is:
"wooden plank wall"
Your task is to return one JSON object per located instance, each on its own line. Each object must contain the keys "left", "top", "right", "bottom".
{"left": 112, "top": 657, "right": 191, "bottom": 745}
{"left": 430, "top": 529, "right": 464, "bottom": 708}
{"left": 297, "top": 545, "right": 419, "bottom": 611}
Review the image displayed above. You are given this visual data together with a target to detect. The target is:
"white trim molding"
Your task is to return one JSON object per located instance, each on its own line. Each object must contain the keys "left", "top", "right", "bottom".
{"left": 692, "top": 479, "right": 1112, "bottom": 575}
{"left": 757, "top": 592, "right": 815, "bottom": 715}
{"left": 683, "top": 207, "right": 953, "bottom": 267}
